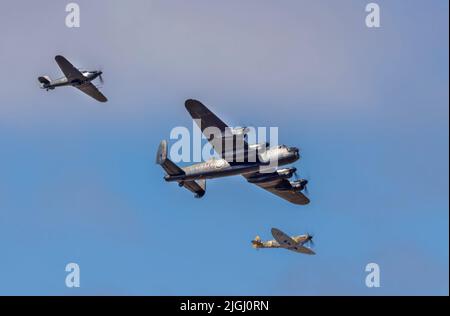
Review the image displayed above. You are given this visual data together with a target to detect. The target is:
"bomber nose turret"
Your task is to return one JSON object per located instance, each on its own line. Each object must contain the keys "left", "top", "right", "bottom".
{"left": 289, "top": 147, "right": 299, "bottom": 153}
{"left": 288, "top": 146, "right": 300, "bottom": 159}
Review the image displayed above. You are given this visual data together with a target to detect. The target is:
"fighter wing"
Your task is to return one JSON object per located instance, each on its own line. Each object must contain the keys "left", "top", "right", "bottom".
{"left": 185, "top": 99, "right": 247, "bottom": 157}
{"left": 75, "top": 82, "right": 108, "bottom": 102}
{"left": 291, "top": 245, "right": 315, "bottom": 255}
{"left": 55, "top": 55, "right": 84, "bottom": 80}
{"left": 271, "top": 228, "right": 315, "bottom": 255}
{"left": 243, "top": 173, "right": 310, "bottom": 205}
{"left": 271, "top": 228, "right": 298, "bottom": 248}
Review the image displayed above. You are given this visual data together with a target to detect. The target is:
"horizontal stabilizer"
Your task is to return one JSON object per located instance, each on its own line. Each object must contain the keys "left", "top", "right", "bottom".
{"left": 181, "top": 179, "right": 206, "bottom": 198}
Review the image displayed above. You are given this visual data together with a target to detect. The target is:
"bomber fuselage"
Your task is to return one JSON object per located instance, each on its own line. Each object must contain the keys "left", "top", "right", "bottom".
{"left": 164, "top": 145, "right": 299, "bottom": 182}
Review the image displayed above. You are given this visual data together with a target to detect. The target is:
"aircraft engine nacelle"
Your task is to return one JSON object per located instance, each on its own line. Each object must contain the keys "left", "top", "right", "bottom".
{"left": 290, "top": 179, "right": 308, "bottom": 191}
{"left": 222, "top": 127, "right": 250, "bottom": 144}
{"left": 276, "top": 167, "right": 297, "bottom": 178}
{"left": 248, "top": 142, "right": 270, "bottom": 151}
{"left": 229, "top": 127, "right": 250, "bottom": 136}
{"left": 247, "top": 167, "right": 296, "bottom": 184}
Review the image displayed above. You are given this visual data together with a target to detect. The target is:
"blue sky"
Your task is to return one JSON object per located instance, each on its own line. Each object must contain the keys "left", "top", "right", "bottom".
{"left": 0, "top": 0, "right": 448, "bottom": 295}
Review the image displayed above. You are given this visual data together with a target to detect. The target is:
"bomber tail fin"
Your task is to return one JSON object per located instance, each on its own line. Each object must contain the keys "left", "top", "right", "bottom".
{"left": 156, "top": 140, "right": 185, "bottom": 176}
{"left": 156, "top": 140, "right": 206, "bottom": 198}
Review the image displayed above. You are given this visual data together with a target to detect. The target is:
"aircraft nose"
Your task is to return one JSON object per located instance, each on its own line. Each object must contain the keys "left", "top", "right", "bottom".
{"left": 289, "top": 147, "right": 300, "bottom": 157}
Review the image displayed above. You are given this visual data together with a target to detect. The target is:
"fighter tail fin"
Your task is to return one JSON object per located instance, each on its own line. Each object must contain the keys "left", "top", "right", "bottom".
{"left": 252, "top": 235, "right": 262, "bottom": 248}
{"left": 38, "top": 76, "right": 51, "bottom": 86}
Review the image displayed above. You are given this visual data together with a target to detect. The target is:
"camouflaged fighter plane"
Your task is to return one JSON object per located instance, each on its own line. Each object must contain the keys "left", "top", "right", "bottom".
{"left": 156, "top": 99, "right": 310, "bottom": 205}
{"left": 252, "top": 228, "right": 315, "bottom": 255}
{"left": 38, "top": 55, "right": 107, "bottom": 102}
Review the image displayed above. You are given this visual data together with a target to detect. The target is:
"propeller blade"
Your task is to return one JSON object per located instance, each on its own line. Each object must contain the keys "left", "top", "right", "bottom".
{"left": 308, "top": 234, "right": 315, "bottom": 247}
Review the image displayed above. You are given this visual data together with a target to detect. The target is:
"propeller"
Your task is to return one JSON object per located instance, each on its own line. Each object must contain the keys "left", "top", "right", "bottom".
{"left": 300, "top": 150, "right": 311, "bottom": 194}
{"left": 98, "top": 71, "right": 104, "bottom": 84}
{"left": 303, "top": 180, "right": 309, "bottom": 195}
{"left": 293, "top": 169, "right": 300, "bottom": 181}
{"left": 293, "top": 170, "right": 309, "bottom": 194}
{"left": 305, "top": 233, "right": 315, "bottom": 248}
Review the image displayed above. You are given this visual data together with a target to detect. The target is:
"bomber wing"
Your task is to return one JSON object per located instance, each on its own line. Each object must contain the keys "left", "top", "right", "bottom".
{"left": 243, "top": 173, "right": 310, "bottom": 205}
{"left": 185, "top": 99, "right": 248, "bottom": 158}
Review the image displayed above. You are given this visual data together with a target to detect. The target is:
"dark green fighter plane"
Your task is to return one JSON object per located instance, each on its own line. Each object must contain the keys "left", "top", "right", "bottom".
{"left": 157, "top": 100, "right": 310, "bottom": 205}
{"left": 38, "top": 55, "right": 107, "bottom": 102}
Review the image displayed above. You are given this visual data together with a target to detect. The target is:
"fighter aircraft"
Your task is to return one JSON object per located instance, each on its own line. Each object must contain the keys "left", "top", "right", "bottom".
{"left": 156, "top": 99, "right": 310, "bottom": 205}
{"left": 38, "top": 55, "right": 107, "bottom": 102}
{"left": 252, "top": 228, "right": 316, "bottom": 255}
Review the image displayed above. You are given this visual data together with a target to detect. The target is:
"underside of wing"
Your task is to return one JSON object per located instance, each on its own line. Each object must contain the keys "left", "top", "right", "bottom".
{"left": 290, "top": 245, "right": 316, "bottom": 255}
{"left": 265, "top": 186, "right": 310, "bottom": 205}
{"left": 55, "top": 55, "right": 84, "bottom": 81}
{"left": 271, "top": 228, "right": 297, "bottom": 248}
{"left": 289, "top": 245, "right": 316, "bottom": 255}
{"left": 75, "top": 82, "right": 108, "bottom": 102}
{"left": 244, "top": 173, "right": 310, "bottom": 205}
{"left": 185, "top": 99, "right": 248, "bottom": 158}
{"left": 271, "top": 228, "right": 315, "bottom": 255}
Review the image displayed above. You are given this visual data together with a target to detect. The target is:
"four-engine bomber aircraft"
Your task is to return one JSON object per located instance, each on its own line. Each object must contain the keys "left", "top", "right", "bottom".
{"left": 252, "top": 228, "right": 315, "bottom": 255}
{"left": 38, "top": 55, "right": 108, "bottom": 102}
{"left": 156, "top": 99, "right": 310, "bottom": 205}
